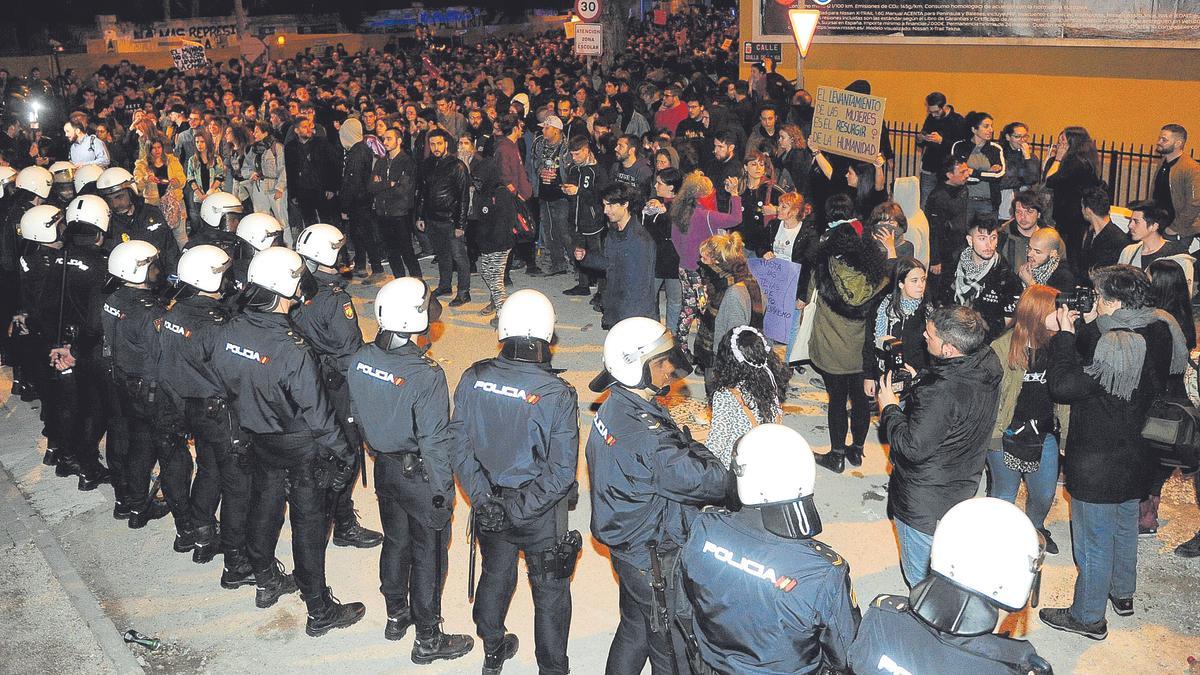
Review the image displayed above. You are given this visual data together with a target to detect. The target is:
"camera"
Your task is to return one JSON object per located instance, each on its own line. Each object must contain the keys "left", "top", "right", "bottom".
{"left": 1055, "top": 286, "right": 1095, "bottom": 314}
{"left": 875, "top": 336, "right": 911, "bottom": 391}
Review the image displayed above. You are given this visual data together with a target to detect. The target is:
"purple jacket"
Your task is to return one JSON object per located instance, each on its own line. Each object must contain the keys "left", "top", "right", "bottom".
{"left": 672, "top": 196, "right": 743, "bottom": 271}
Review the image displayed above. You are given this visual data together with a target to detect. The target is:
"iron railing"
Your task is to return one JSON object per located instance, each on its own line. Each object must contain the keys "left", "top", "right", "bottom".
{"left": 883, "top": 121, "right": 1197, "bottom": 206}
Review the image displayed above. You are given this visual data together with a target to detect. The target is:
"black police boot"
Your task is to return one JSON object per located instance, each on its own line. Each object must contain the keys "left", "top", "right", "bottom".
{"left": 411, "top": 625, "right": 474, "bottom": 665}
{"left": 220, "top": 550, "right": 256, "bottom": 590}
{"left": 384, "top": 602, "right": 413, "bottom": 641}
{"left": 77, "top": 466, "right": 110, "bottom": 491}
{"left": 845, "top": 445, "right": 864, "bottom": 468}
{"left": 304, "top": 588, "right": 366, "bottom": 638}
{"left": 482, "top": 633, "right": 519, "bottom": 675}
{"left": 815, "top": 449, "right": 845, "bottom": 474}
{"left": 448, "top": 292, "right": 471, "bottom": 307}
{"left": 42, "top": 446, "right": 58, "bottom": 466}
{"left": 128, "top": 500, "right": 170, "bottom": 529}
{"left": 112, "top": 500, "right": 132, "bottom": 520}
{"left": 332, "top": 517, "right": 383, "bottom": 549}
{"left": 191, "top": 525, "right": 219, "bottom": 564}
{"left": 55, "top": 456, "right": 81, "bottom": 477}
{"left": 254, "top": 561, "right": 299, "bottom": 608}
{"left": 174, "top": 526, "right": 200, "bottom": 553}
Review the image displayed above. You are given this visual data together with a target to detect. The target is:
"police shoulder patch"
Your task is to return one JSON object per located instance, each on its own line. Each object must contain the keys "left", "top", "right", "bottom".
{"left": 810, "top": 540, "right": 845, "bottom": 567}
{"left": 208, "top": 310, "right": 227, "bottom": 323}
{"left": 637, "top": 411, "right": 663, "bottom": 431}
{"left": 286, "top": 330, "right": 307, "bottom": 347}
{"left": 700, "top": 505, "right": 730, "bottom": 514}
{"left": 872, "top": 594, "right": 908, "bottom": 613}
{"left": 342, "top": 301, "right": 355, "bottom": 320}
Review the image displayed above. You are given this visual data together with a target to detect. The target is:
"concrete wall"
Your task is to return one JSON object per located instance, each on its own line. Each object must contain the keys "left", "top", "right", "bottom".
{"left": 737, "top": 4, "right": 1200, "bottom": 145}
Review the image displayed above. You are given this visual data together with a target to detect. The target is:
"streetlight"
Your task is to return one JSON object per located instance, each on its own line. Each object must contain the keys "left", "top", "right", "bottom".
{"left": 788, "top": 9, "right": 820, "bottom": 58}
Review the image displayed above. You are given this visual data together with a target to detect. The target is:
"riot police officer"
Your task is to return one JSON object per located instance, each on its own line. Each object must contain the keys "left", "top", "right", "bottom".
{"left": 451, "top": 289, "right": 580, "bottom": 675}
{"left": 680, "top": 423, "right": 861, "bottom": 674}
{"left": 73, "top": 164, "right": 104, "bottom": 197}
{"left": 16, "top": 204, "right": 66, "bottom": 464}
{"left": 95, "top": 167, "right": 180, "bottom": 273}
{"left": 230, "top": 212, "right": 285, "bottom": 296}
{"left": 47, "top": 161, "right": 76, "bottom": 206}
{"left": 849, "top": 497, "right": 1052, "bottom": 674}
{"left": 158, "top": 244, "right": 253, "bottom": 581}
{"left": 210, "top": 246, "right": 365, "bottom": 637}
{"left": 2, "top": 166, "right": 52, "bottom": 400}
{"left": 0, "top": 165, "right": 16, "bottom": 202}
{"left": 292, "top": 223, "right": 383, "bottom": 549}
{"left": 346, "top": 276, "right": 475, "bottom": 664}
{"left": 186, "top": 191, "right": 244, "bottom": 254}
{"left": 586, "top": 316, "right": 728, "bottom": 675}
{"left": 103, "top": 240, "right": 194, "bottom": 531}
{"left": 45, "top": 194, "right": 116, "bottom": 491}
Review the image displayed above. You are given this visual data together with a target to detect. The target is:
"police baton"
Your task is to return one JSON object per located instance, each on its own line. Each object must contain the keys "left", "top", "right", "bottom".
{"left": 466, "top": 508, "right": 478, "bottom": 603}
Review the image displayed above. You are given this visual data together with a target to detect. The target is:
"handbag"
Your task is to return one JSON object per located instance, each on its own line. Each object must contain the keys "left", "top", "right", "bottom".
{"left": 1001, "top": 420, "right": 1048, "bottom": 464}
{"left": 1141, "top": 396, "right": 1200, "bottom": 469}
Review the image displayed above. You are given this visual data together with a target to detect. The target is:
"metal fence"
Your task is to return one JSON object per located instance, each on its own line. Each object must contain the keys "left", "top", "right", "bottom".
{"left": 883, "top": 121, "right": 1197, "bottom": 207}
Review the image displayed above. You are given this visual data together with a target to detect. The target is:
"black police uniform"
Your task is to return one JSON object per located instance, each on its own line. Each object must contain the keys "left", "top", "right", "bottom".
{"left": 211, "top": 309, "right": 353, "bottom": 603}
{"left": 158, "top": 293, "right": 253, "bottom": 570}
{"left": 17, "top": 241, "right": 64, "bottom": 458}
{"left": 109, "top": 196, "right": 181, "bottom": 273}
{"left": 586, "top": 385, "right": 728, "bottom": 675}
{"left": 1, "top": 196, "right": 37, "bottom": 396}
{"left": 346, "top": 340, "right": 456, "bottom": 631}
{"left": 291, "top": 268, "right": 374, "bottom": 542}
{"left": 452, "top": 355, "right": 580, "bottom": 675}
{"left": 849, "top": 594, "right": 1052, "bottom": 674}
{"left": 680, "top": 508, "right": 860, "bottom": 674}
{"left": 42, "top": 240, "right": 119, "bottom": 485}
{"left": 102, "top": 284, "right": 193, "bottom": 527}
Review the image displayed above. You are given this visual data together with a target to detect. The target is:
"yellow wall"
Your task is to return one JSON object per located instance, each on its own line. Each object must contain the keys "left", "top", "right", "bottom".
{"left": 738, "top": 3, "right": 1200, "bottom": 145}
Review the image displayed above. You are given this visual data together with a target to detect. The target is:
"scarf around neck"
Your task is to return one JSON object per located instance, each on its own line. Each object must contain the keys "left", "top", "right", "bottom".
{"left": 954, "top": 249, "right": 997, "bottom": 305}
{"left": 875, "top": 295, "right": 921, "bottom": 340}
{"left": 1084, "top": 307, "right": 1153, "bottom": 400}
{"left": 1030, "top": 256, "right": 1059, "bottom": 285}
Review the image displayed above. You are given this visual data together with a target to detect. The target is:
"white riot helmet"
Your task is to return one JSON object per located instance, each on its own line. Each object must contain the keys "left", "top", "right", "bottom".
{"left": 95, "top": 167, "right": 137, "bottom": 196}
{"left": 65, "top": 195, "right": 112, "bottom": 233}
{"left": 236, "top": 213, "right": 285, "bottom": 251}
{"left": 731, "top": 423, "right": 821, "bottom": 539}
{"left": 590, "top": 316, "right": 692, "bottom": 393}
{"left": 247, "top": 246, "right": 312, "bottom": 300}
{"left": 15, "top": 166, "right": 53, "bottom": 199}
{"left": 49, "top": 161, "right": 75, "bottom": 184}
{"left": 0, "top": 165, "right": 16, "bottom": 196}
{"left": 199, "top": 191, "right": 245, "bottom": 230}
{"left": 73, "top": 164, "right": 104, "bottom": 194}
{"left": 177, "top": 244, "right": 233, "bottom": 293}
{"left": 498, "top": 289, "right": 555, "bottom": 342}
{"left": 19, "top": 204, "right": 64, "bottom": 244}
{"left": 375, "top": 276, "right": 441, "bottom": 335}
{"left": 911, "top": 497, "right": 1045, "bottom": 637}
{"left": 108, "top": 240, "right": 160, "bottom": 284}
{"left": 294, "top": 223, "right": 346, "bottom": 267}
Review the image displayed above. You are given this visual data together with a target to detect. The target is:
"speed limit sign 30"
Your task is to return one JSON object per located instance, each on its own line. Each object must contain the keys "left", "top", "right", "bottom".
{"left": 575, "top": 0, "right": 602, "bottom": 23}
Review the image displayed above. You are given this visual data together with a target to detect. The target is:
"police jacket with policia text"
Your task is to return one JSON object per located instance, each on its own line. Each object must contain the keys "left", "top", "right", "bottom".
{"left": 101, "top": 285, "right": 166, "bottom": 381}
{"left": 566, "top": 160, "right": 611, "bottom": 238}
{"left": 347, "top": 340, "right": 456, "bottom": 528}
{"left": 156, "top": 294, "right": 230, "bottom": 403}
{"left": 450, "top": 355, "right": 580, "bottom": 527}
{"left": 849, "top": 594, "right": 1049, "bottom": 675}
{"left": 290, "top": 270, "right": 364, "bottom": 377}
{"left": 586, "top": 385, "right": 728, "bottom": 570}
{"left": 210, "top": 310, "right": 351, "bottom": 463}
{"left": 681, "top": 508, "right": 860, "bottom": 675}
{"left": 43, "top": 244, "right": 109, "bottom": 361}
{"left": 108, "top": 196, "right": 181, "bottom": 274}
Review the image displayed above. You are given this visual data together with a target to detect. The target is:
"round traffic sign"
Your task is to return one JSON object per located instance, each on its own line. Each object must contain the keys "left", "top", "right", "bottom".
{"left": 575, "top": 0, "right": 602, "bottom": 23}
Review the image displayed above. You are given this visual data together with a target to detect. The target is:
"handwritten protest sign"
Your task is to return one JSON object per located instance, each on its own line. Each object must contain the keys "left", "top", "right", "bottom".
{"left": 810, "top": 86, "right": 887, "bottom": 163}
{"left": 170, "top": 44, "right": 208, "bottom": 71}
{"left": 747, "top": 257, "right": 802, "bottom": 343}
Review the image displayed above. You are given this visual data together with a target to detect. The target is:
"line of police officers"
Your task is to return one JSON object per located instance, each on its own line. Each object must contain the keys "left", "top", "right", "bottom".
{"left": 3, "top": 162, "right": 1053, "bottom": 673}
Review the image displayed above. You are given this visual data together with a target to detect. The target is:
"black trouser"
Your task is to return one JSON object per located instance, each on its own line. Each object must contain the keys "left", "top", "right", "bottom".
{"left": 117, "top": 377, "right": 192, "bottom": 526}
{"left": 321, "top": 368, "right": 360, "bottom": 528}
{"left": 375, "top": 452, "right": 448, "bottom": 630}
{"left": 246, "top": 431, "right": 328, "bottom": 599}
{"left": 474, "top": 505, "right": 572, "bottom": 675}
{"left": 292, "top": 188, "right": 330, "bottom": 229}
{"left": 606, "top": 556, "right": 689, "bottom": 675}
{"left": 184, "top": 397, "right": 251, "bottom": 552}
{"left": 428, "top": 219, "right": 470, "bottom": 293}
{"left": 377, "top": 212, "right": 422, "bottom": 278}
{"left": 816, "top": 367, "right": 871, "bottom": 451}
{"left": 0, "top": 270, "right": 18, "bottom": 365}
{"left": 576, "top": 231, "right": 605, "bottom": 287}
{"left": 55, "top": 357, "right": 122, "bottom": 479}
{"left": 346, "top": 203, "right": 383, "bottom": 271}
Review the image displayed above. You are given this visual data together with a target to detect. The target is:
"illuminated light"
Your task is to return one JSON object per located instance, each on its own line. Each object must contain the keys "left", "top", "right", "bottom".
{"left": 275, "top": 35, "right": 286, "bottom": 46}
{"left": 788, "top": 9, "right": 820, "bottom": 59}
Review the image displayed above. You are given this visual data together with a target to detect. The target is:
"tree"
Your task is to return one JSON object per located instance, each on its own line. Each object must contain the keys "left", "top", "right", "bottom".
{"left": 599, "top": 0, "right": 638, "bottom": 69}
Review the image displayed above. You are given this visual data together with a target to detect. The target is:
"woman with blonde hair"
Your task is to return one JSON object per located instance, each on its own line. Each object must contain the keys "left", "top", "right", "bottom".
{"left": 696, "top": 231, "right": 764, "bottom": 391}
{"left": 670, "top": 170, "right": 743, "bottom": 352}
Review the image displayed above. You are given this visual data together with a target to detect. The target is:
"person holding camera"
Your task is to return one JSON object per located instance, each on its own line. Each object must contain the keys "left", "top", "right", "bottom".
{"left": 1039, "top": 265, "right": 1176, "bottom": 640}
{"left": 863, "top": 257, "right": 929, "bottom": 404}
{"left": 987, "top": 285, "right": 1071, "bottom": 556}
{"left": 875, "top": 305, "right": 1002, "bottom": 587}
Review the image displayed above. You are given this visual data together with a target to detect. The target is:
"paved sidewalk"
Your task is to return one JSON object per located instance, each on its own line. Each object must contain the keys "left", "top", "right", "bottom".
{"left": 1, "top": 268, "right": 1198, "bottom": 674}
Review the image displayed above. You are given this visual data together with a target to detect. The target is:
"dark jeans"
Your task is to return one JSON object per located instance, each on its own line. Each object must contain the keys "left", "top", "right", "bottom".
{"left": 375, "top": 453, "right": 447, "bottom": 629}
{"left": 607, "top": 557, "right": 688, "bottom": 675}
{"left": 117, "top": 381, "right": 193, "bottom": 527}
{"left": 292, "top": 188, "right": 331, "bottom": 230}
{"left": 346, "top": 204, "right": 383, "bottom": 271}
{"left": 474, "top": 510, "right": 572, "bottom": 675}
{"left": 377, "top": 212, "right": 422, "bottom": 278}
{"left": 816, "top": 368, "right": 870, "bottom": 450}
{"left": 539, "top": 198, "right": 572, "bottom": 273}
{"left": 428, "top": 219, "right": 470, "bottom": 293}
{"left": 1069, "top": 498, "right": 1138, "bottom": 625}
{"left": 246, "top": 432, "right": 329, "bottom": 599}
{"left": 184, "top": 398, "right": 251, "bottom": 551}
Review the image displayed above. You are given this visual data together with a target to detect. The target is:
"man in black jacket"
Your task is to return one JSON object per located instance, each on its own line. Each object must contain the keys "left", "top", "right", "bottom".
{"left": 946, "top": 216, "right": 1021, "bottom": 341}
{"left": 926, "top": 157, "right": 973, "bottom": 295}
{"left": 370, "top": 127, "right": 420, "bottom": 279}
{"left": 338, "top": 118, "right": 383, "bottom": 280}
{"left": 417, "top": 129, "right": 471, "bottom": 305}
{"left": 875, "top": 305, "right": 1002, "bottom": 587}
{"left": 917, "top": 92, "right": 968, "bottom": 207}
{"left": 1078, "top": 186, "right": 1132, "bottom": 276}
{"left": 285, "top": 117, "right": 339, "bottom": 230}
{"left": 562, "top": 135, "right": 610, "bottom": 297}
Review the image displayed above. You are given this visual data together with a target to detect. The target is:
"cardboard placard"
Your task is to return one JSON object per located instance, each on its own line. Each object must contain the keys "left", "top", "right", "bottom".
{"left": 810, "top": 86, "right": 887, "bottom": 163}
{"left": 170, "top": 44, "right": 208, "bottom": 70}
{"left": 747, "top": 257, "right": 802, "bottom": 344}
